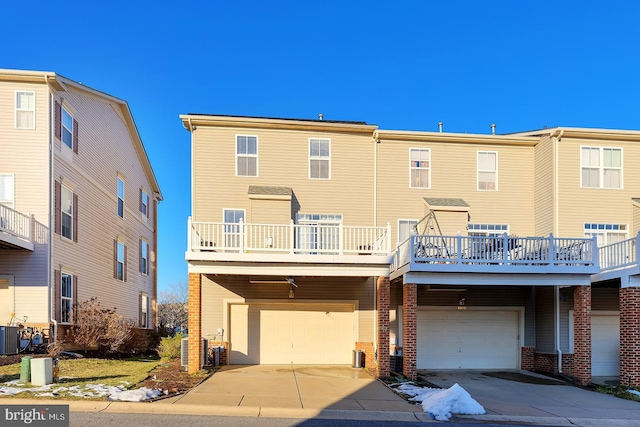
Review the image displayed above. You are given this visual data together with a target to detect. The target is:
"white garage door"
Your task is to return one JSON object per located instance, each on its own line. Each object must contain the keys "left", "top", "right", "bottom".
{"left": 592, "top": 312, "right": 620, "bottom": 377}
{"left": 417, "top": 309, "right": 520, "bottom": 369}
{"left": 229, "top": 303, "right": 354, "bottom": 364}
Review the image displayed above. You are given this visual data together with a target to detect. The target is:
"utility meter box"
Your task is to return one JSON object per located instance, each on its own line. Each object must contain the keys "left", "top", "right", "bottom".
{"left": 31, "top": 357, "right": 53, "bottom": 386}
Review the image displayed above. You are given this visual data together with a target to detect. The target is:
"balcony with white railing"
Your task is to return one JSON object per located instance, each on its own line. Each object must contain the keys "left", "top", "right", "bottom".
{"left": 0, "top": 204, "right": 34, "bottom": 251}
{"left": 592, "top": 233, "right": 640, "bottom": 282}
{"left": 187, "top": 217, "right": 392, "bottom": 268}
{"left": 391, "top": 233, "right": 599, "bottom": 278}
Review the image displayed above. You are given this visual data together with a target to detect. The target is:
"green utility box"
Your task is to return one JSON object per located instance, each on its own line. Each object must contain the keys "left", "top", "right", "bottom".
{"left": 19, "top": 356, "right": 32, "bottom": 383}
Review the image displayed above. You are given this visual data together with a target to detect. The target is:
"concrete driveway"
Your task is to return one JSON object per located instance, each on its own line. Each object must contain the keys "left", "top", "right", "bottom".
{"left": 171, "top": 365, "right": 420, "bottom": 413}
{"left": 422, "top": 370, "right": 640, "bottom": 424}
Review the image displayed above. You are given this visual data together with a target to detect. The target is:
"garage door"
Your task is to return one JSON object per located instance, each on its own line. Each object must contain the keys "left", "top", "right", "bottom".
{"left": 417, "top": 309, "right": 520, "bottom": 369}
{"left": 592, "top": 312, "right": 620, "bottom": 377}
{"left": 229, "top": 303, "right": 354, "bottom": 364}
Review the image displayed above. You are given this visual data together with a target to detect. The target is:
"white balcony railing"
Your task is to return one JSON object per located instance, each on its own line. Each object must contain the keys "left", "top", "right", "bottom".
{"left": 598, "top": 234, "right": 639, "bottom": 273}
{"left": 0, "top": 204, "right": 31, "bottom": 242}
{"left": 391, "top": 233, "right": 598, "bottom": 273}
{"left": 188, "top": 217, "right": 391, "bottom": 256}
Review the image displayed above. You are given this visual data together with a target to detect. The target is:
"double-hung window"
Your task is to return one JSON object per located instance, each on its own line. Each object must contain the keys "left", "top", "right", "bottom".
{"left": 410, "top": 148, "right": 430, "bottom": 188}
{"left": 116, "top": 241, "right": 126, "bottom": 281}
{"left": 140, "top": 293, "right": 149, "bottom": 328}
{"left": 61, "top": 272, "right": 73, "bottom": 324}
{"left": 117, "top": 177, "right": 125, "bottom": 218}
{"left": 0, "top": 174, "right": 14, "bottom": 210}
{"left": 61, "top": 185, "right": 74, "bottom": 240}
{"left": 581, "top": 147, "right": 622, "bottom": 189}
{"left": 62, "top": 107, "right": 74, "bottom": 149}
{"left": 140, "top": 239, "right": 149, "bottom": 275}
{"left": 477, "top": 151, "right": 498, "bottom": 190}
{"left": 140, "top": 189, "right": 149, "bottom": 217}
{"left": 309, "top": 138, "right": 330, "bottom": 179}
{"left": 236, "top": 136, "right": 258, "bottom": 176}
{"left": 15, "top": 91, "right": 35, "bottom": 129}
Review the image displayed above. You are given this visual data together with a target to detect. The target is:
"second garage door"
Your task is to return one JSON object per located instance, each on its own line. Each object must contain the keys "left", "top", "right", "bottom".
{"left": 229, "top": 303, "right": 354, "bottom": 364}
{"left": 592, "top": 312, "right": 620, "bottom": 377}
{"left": 417, "top": 309, "right": 520, "bottom": 370}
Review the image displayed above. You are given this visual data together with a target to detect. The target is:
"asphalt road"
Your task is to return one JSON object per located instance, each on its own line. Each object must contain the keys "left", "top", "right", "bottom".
{"left": 70, "top": 412, "right": 565, "bottom": 427}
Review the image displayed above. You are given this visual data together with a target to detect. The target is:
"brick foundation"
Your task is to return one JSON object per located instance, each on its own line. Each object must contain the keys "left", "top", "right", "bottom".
{"left": 573, "top": 286, "right": 591, "bottom": 385}
{"left": 376, "top": 276, "right": 390, "bottom": 378}
{"left": 620, "top": 287, "right": 640, "bottom": 387}
{"left": 188, "top": 273, "right": 202, "bottom": 373}
{"left": 403, "top": 283, "right": 417, "bottom": 380}
{"left": 533, "top": 352, "right": 574, "bottom": 377}
{"left": 206, "top": 341, "right": 229, "bottom": 365}
{"left": 521, "top": 346, "right": 535, "bottom": 371}
{"left": 356, "top": 342, "right": 375, "bottom": 375}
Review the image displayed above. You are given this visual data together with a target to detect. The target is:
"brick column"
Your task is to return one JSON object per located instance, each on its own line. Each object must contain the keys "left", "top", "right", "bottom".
{"left": 188, "top": 273, "right": 202, "bottom": 373}
{"left": 377, "top": 276, "right": 390, "bottom": 378}
{"left": 403, "top": 283, "right": 417, "bottom": 380}
{"left": 620, "top": 287, "right": 640, "bottom": 387}
{"left": 573, "top": 286, "right": 591, "bottom": 385}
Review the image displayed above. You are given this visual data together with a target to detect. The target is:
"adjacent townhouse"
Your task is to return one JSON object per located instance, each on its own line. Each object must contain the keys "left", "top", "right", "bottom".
{"left": 182, "top": 113, "right": 640, "bottom": 387}
{"left": 0, "top": 69, "right": 162, "bottom": 347}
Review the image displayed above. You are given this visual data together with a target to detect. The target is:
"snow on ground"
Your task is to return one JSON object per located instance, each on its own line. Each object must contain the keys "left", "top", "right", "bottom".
{"left": 628, "top": 390, "right": 640, "bottom": 398}
{"left": 396, "top": 382, "right": 485, "bottom": 421}
{"left": 0, "top": 379, "right": 161, "bottom": 401}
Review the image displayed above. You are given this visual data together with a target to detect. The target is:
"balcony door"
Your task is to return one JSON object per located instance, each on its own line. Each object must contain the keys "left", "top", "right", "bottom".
{"left": 223, "top": 209, "right": 245, "bottom": 250}
{"left": 296, "top": 213, "right": 342, "bottom": 254}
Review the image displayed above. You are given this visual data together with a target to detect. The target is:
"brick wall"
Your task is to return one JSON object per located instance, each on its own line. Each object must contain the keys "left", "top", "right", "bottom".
{"left": 188, "top": 273, "right": 202, "bottom": 373}
{"left": 377, "top": 276, "right": 390, "bottom": 378}
{"left": 403, "top": 283, "right": 417, "bottom": 380}
{"left": 573, "top": 286, "right": 591, "bottom": 385}
{"left": 620, "top": 287, "right": 640, "bottom": 387}
{"left": 356, "top": 341, "right": 375, "bottom": 375}
{"left": 206, "top": 341, "right": 229, "bottom": 365}
{"left": 534, "top": 352, "right": 574, "bottom": 377}
{"left": 521, "top": 346, "right": 535, "bottom": 371}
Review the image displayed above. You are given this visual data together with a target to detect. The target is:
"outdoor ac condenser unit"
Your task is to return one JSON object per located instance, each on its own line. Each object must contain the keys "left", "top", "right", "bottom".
{"left": 0, "top": 326, "right": 19, "bottom": 355}
{"left": 180, "top": 337, "right": 208, "bottom": 370}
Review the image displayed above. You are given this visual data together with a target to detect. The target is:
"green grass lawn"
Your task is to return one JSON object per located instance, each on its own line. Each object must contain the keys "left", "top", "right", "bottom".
{"left": 0, "top": 357, "right": 160, "bottom": 400}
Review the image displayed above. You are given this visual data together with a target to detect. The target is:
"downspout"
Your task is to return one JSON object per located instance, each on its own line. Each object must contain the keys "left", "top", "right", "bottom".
{"left": 45, "top": 75, "right": 55, "bottom": 342}
{"left": 373, "top": 130, "right": 378, "bottom": 227}
{"left": 555, "top": 286, "right": 562, "bottom": 374}
{"left": 552, "top": 129, "right": 564, "bottom": 236}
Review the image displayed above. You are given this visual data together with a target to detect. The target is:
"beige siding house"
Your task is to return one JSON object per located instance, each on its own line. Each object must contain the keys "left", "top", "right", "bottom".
{"left": 0, "top": 69, "right": 162, "bottom": 346}
{"left": 183, "top": 113, "right": 640, "bottom": 388}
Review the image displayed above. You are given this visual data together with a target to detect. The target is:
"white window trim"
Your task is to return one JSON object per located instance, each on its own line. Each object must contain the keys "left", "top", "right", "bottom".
{"left": 397, "top": 219, "right": 418, "bottom": 245}
{"left": 61, "top": 106, "right": 74, "bottom": 149}
{"left": 409, "top": 148, "right": 431, "bottom": 189}
{"left": 308, "top": 138, "right": 331, "bottom": 180}
{"left": 141, "top": 293, "right": 149, "bottom": 329}
{"left": 584, "top": 223, "right": 628, "bottom": 246}
{"left": 15, "top": 91, "right": 35, "bottom": 130}
{"left": 141, "top": 239, "right": 149, "bottom": 276}
{"left": 141, "top": 189, "right": 149, "bottom": 216}
{"left": 477, "top": 151, "right": 498, "bottom": 191}
{"left": 468, "top": 223, "right": 510, "bottom": 236}
{"left": 61, "top": 271, "right": 73, "bottom": 324}
{"left": 117, "top": 176, "right": 125, "bottom": 218}
{"left": 61, "top": 184, "right": 74, "bottom": 241}
{"left": 116, "top": 241, "right": 125, "bottom": 281}
{"left": 580, "top": 146, "right": 623, "bottom": 189}
{"left": 235, "top": 134, "right": 259, "bottom": 177}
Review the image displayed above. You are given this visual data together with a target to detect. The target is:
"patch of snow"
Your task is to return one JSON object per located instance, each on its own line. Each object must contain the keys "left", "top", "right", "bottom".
{"left": 628, "top": 390, "right": 640, "bottom": 398}
{"left": 397, "top": 382, "right": 485, "bottom": 421}
{"left": 0, "top": 380, "right": 161, "bottom": 401}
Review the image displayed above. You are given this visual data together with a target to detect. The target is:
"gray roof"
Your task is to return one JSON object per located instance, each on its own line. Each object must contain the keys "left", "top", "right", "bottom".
{"left": 424, "top": 197, "right": 470, "bottom": 208}
{"left": 248, "top": 186, "right": 292, "bottom": 196}
{"left": 633, "top": 198, "right": 640, "bottom": 204}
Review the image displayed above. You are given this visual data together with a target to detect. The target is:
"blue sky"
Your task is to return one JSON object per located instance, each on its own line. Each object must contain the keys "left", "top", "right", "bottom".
{"left": 3, "top": 1, "right": 639, "bottom": 293}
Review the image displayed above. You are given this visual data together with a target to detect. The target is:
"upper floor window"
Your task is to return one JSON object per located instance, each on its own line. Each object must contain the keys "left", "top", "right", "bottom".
{"left": 140, "top": 239, "right": 149, "bottom": 275}
{"left": 410, "top": 148, "right": 430, "bottom": 188}
{"left": 581, "top": 147, "right": 622, "bottom": 189}
{"left": 236, "top": 135, "right": 258, "bottom": 176}
{"left": 398, "top": 219, "right": 418, "bottom": 243}
{"left": 309, "top": 138, "right": 330, "bottom": 179}
{"left": 117, "top": 177, "right": 125, "bottom": 218}
{"left": 61, "top": 185, "right": 74, "bottom": 240}
{"left": 477, "top": 151, "right": 498, "bottom": 191}
{"left": 55, "top": 101, "right": 78, "bottom": 154}
{"left": 115, "top": 240, "right": 126, "bottom": 281}
{"left": 0, "top": 174, "right": 14, "bottom": 210}
{"left": 61, "top": 272, "right": 73, "bottom": 324}
{"left": 15, "top": 91, "right": 35, "bottom": 129}
{"left": 62, "top": 107, "right": 74, "bottom": 149}
{"left": 140, "top": 189, "right": 149, "bottom": 217}
{"left": 468, "top": 223, "right": 509, "bottom": 237}
{"left": 584, "top": 223, "right": 628, "bottom": 247}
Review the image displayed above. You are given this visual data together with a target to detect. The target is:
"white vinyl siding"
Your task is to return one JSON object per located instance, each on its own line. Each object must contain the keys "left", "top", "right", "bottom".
{"left": 15, "top": 91, "right": 35, "bottom": 129}
{"left": 0, "top": 174, "right": 14, "bottom": 209}
{"left": 236, "top": 135, "right": 258, "bottom": 177}
{"left": 581, "top": 146, "right": 622, "bottom": 189}
{"left": 410, "top": 148, "right": 430, "bottom": 188}
{"left": 61, "top": 185, "right": 73, "bottom": 240}
{"left": 309, "top": 138, "right": 330, "bottom": 179}
{"left": 61, "top": 272, "right": 73, "bottom": 324}
{"left": 478, "top": 151, "right": 498, "bottom": 191}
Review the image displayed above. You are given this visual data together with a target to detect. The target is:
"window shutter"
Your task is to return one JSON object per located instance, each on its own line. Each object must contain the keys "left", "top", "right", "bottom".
{"left": 54, "top": 181, "right": 61, "bottom": 235}
{"left": 73, "top": 119, "right": 79, "bottom": 154}
{"left": 54, "top": 270, "right": 61, "bottom": 322}
{"left": 139, "top": 188, "right": 142, "bottom": 212}
{"left": 147, "top": 197, "right": 150, "bottom": 218}
{"left": 55, "top": 101, "right": 61, "bottom": 139}
{"left": 113, "top": 240, "right": 117, "bottom": 279}
{"left": 73, "top": 275, "right": 79, "bottom": 323}
{"left": 124, "top": 244, "right": 128, "bottom": 282}
{"left": 139, "top": 293, "right": 143, "bottom": 327}
{"left": 73, "top": 193, "right": 78, "bottom": 243}
{"left": 139, "top": 238, "right": 142, "bottom": 273}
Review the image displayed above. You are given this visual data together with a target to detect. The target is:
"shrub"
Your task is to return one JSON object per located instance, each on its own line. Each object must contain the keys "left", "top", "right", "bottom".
{"left": 157, "top": 333, "right": 184, "bottom": 360}
{"left": 72, "top": 298, "right": 135, "bottom": 354}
